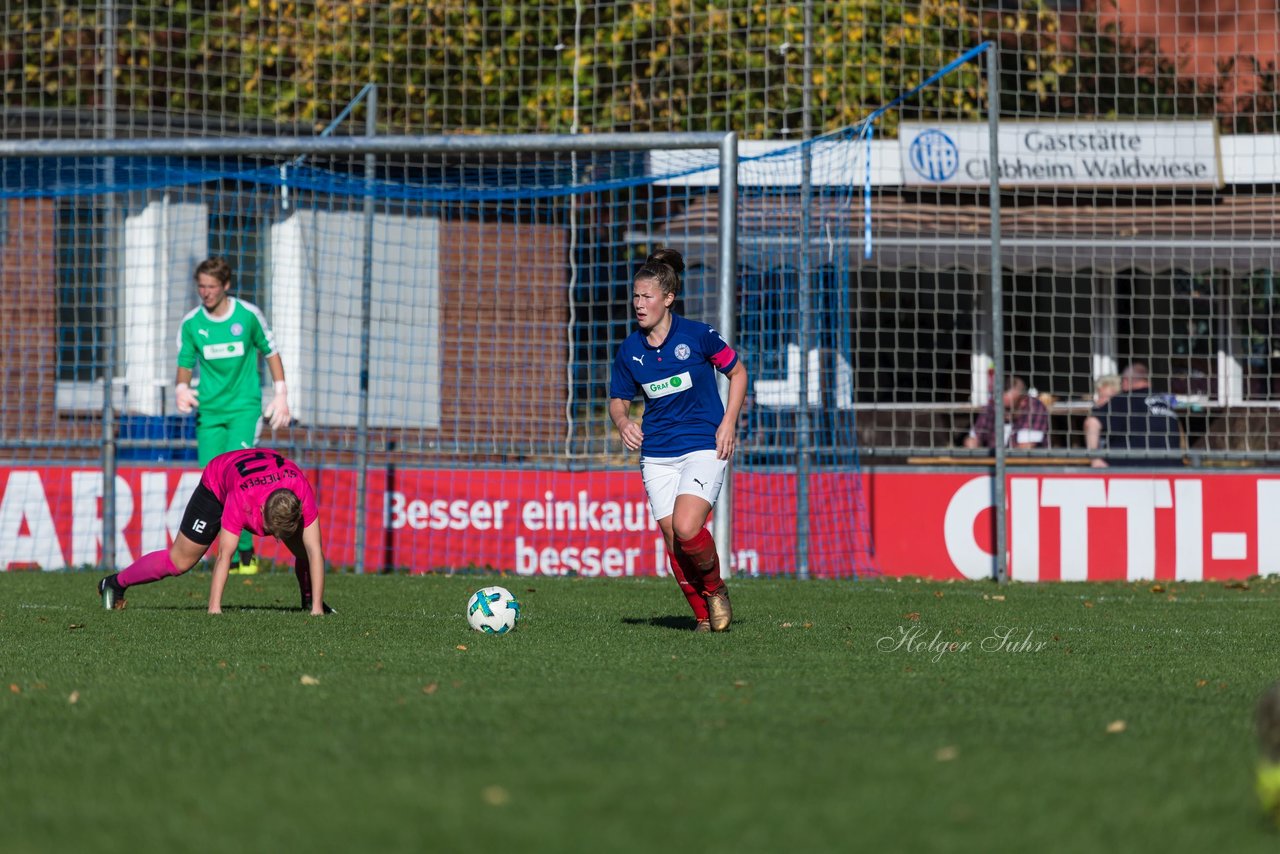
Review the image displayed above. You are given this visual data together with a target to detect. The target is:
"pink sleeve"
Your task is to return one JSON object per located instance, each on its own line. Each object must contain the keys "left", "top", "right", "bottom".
{"left": 300, "top": 480, "right": 319, "bottom": 527}
{"left": 200, "top": 454, "right": 230, "bottom": 501}
{"left": 221, "top": 501, "right": 246, "bottom": 537}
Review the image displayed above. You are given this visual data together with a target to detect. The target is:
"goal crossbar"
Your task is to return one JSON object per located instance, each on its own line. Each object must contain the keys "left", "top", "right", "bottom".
{"left": 0, "top": 132, "right": 733, "bottom": 159}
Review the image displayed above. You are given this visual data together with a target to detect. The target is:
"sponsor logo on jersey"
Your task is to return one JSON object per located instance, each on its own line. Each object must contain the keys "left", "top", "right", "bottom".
{"left": 631, "top": 355, "right": 644, "bottom": 366}
{"left": 674, "top": 343, "right": 691, "bottom": 361}
{"left": 643, "top": 371, "right": 692, "bottom": 399}
{"left": 202, "top": 341, "right": 246, "bottom": 360}
{"left": 198, "top": 328, "right": 209, "bottom": 338}
{"left": 231, "top": 322, "right": 244, "bottom": 337}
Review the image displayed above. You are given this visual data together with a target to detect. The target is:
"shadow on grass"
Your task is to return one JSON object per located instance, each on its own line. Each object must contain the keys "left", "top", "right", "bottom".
{"left": 622, "top": 614, "right": 743, "bottom": 632}
{"left": 144, "top": 604, "right": 306, "bottom": 613}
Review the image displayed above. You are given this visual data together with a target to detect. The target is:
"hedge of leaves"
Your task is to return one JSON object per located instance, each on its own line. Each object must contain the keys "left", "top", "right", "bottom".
{"left": 3, "top": 0, "right": 1266, "bottom": 137}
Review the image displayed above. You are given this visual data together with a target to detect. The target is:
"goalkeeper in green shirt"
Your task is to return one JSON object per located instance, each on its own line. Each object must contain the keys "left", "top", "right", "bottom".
{"left": 175, "top": 257, "right": 292, "bottom": 575}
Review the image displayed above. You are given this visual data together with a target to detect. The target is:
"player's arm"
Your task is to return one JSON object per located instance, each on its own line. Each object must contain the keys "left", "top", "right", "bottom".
{"left": 263, "top": 353, "right": 291, "bottom": 429}
{"left": 175, "top": 367, "right": 199, "bottom": 412}
{"left": 286, "top": 519, "right": 326, "bottom": 616}
{"left": 249, "top": 306, "right": 290, "bottom": 428}
{"left": 175, "top": 321, "right": 200, "bottom": 412}
{"left": 265, "top": 353, "right": 286, "bottom": 385}
{"left": 715, "top": 360, "right": 748, "bottom": 460}
{"left": 609, "top": 397, "right": 643, "bottom": 451}
{"left": 608, "top": 354, "right": 642, "bottom": 451}
{"left": 207, "top": 527, "right": 240, "bottom": 614}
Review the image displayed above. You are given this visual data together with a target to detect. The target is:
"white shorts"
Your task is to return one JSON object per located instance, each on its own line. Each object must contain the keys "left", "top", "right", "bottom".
{"left": 640, "top": 449, "right": 727, "bottom": 521}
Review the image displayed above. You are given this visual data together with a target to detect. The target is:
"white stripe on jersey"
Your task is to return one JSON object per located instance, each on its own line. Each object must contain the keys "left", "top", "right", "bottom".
{"left": 237, "top": 298, "right": 279, "bottom": 357}
{"left": 176, "top": 303, "right": 204, "bottom": 350}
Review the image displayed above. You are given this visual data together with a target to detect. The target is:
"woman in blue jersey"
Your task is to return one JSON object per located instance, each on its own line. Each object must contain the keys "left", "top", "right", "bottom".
{"left": 609, "top": 248, "right": 748, "bottom": 632}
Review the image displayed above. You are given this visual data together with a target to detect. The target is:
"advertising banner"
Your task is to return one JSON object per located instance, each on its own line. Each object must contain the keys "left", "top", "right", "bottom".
{"left": 0, "top": 465, "right": 1275, "bottom": 581}
{"left": 899, "top": 120, "right": 1221, "bottom": 188}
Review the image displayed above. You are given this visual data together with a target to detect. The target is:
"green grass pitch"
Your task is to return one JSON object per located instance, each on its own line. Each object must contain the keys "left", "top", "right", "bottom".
{"left": 3, "top": 570, "right": 1279, "bottom": 853}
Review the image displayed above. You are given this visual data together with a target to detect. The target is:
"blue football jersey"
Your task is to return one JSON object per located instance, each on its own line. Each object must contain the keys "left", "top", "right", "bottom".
{"left": 609, "top": 313, "right": 739, "bottom": 456}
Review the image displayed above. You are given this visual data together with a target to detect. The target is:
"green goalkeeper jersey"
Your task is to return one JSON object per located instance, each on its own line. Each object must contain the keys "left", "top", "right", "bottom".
{"left": 176, "top": 297, "right": 278, "bottom": 420}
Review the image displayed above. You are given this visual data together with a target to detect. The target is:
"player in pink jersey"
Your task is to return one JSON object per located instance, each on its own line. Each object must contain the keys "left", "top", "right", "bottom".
{"left": 97, "top": 449, "right": 332, "bottom": 615}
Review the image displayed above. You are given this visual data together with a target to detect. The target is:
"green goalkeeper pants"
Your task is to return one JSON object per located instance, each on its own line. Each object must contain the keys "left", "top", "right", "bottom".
{"left": 196, "top": 409, "right": 264, "bottom": 557}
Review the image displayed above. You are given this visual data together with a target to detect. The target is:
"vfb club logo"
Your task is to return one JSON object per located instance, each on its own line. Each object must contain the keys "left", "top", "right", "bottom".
{"left": 908, "top": 129, "right": 960, "bottom": 182}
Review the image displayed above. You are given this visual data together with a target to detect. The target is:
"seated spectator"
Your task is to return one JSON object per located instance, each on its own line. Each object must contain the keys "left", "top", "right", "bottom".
{"left": 962, "top": 375, "right": 1050, "bottom": 450}
{"left": 1083, "top": 363, "right": 1184, "bottom": 467}
{"left": 1093, "top": 373, "right": 1121, "bottom": 407}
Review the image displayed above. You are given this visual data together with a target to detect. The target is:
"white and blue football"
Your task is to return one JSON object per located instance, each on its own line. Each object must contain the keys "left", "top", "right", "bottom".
{"left": 466, "top": 586, "right": 521, "bottom": 634}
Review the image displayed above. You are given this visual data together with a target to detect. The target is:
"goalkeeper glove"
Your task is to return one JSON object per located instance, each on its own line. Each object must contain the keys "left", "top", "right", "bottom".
{"left": 265, "top": 380, "right": 291, "bottom": 430}
{"left": 175, "top": 382, "right": 199, "bottom": 413}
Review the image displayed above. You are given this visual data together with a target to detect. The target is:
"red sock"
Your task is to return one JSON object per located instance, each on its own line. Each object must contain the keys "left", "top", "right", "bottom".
{"left": 666, "top": 549, "right": 710, "bottom": 620}
{"left": 117, "top": 550, "right": 183, "bottom": 587}
{"left": 676, "top": 528, "right": 723, "bottom": 594}
{"left": 672, "top": 544, "right": 712, "bottom": 595}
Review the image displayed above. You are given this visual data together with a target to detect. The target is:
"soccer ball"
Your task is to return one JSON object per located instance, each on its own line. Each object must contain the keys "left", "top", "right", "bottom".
{"left": 466, "top": 586, "right": 521, "bottom": 634}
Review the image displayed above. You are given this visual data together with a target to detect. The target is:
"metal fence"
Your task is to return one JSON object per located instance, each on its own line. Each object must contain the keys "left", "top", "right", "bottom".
{"left": 4, "top": 2, "right": 1280, "bottom": 578}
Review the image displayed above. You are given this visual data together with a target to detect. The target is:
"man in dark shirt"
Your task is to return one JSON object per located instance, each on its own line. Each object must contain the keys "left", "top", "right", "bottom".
{"left": 1083, "top": 363, "right": 1184, "bottom": 467}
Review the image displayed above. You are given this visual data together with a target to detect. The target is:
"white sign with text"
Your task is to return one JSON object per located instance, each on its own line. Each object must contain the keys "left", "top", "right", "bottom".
{"left": 900, "top": 120, "right": 1221, "bottom": 188}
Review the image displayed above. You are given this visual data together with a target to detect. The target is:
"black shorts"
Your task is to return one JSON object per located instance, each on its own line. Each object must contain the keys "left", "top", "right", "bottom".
{"left": 179, "top": 482, "right": 224, "bottom": 546}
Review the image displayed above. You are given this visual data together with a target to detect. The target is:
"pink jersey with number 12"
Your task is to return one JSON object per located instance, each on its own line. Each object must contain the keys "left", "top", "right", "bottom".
{"left": 200, "top": 448, "right": 319, "bottom": 537}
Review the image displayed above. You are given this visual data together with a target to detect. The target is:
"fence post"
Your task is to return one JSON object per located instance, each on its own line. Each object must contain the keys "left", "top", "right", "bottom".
{"left": 354, "top": 84, "right": 378, "bottom": 574}
{"left": 714, "top": 132, "right": 738, "bottom": 578}
{"left": 100, "top": 0, "right": 119, "bottom": 572}
{"left": 986, "top": 46, "right": 1008, "bottom": 584}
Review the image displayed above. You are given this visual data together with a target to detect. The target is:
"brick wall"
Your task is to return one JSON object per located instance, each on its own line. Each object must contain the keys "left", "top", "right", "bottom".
{"left": 0, "top": 203, "right": 571, "bottom": 462}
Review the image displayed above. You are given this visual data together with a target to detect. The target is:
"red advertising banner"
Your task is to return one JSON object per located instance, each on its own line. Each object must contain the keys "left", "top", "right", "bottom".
{"left": 858, "top": 470, "right": 1280, "bottom": 581}
{"left": 0, "top": 465, "right": 1274, "bottom": 581}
